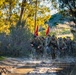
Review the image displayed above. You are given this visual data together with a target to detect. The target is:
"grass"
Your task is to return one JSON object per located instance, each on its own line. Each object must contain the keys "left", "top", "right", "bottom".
{"left": 0, "top": 56, "right": 5, "bottom": 61}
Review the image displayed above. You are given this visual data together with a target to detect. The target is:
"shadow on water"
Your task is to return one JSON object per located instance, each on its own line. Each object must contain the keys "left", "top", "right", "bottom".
{"left": 16, "top": 61, "right": 75, "bottom": 75}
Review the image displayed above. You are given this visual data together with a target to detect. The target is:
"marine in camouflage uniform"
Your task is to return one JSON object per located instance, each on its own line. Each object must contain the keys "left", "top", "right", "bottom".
{"left": 65, "top": 37, "right": 72, "bottom": 55}
{"left": 57, "top": 37, "right": 67, "bottom": 57}
{"left": 30, "top": 36, "right": 44, "bottom": 59}
{"left": 45, "top": 35, "right": 51, "bottom": 57}
{"left": 48, "top": 35, "right": 58, "bottom": 59}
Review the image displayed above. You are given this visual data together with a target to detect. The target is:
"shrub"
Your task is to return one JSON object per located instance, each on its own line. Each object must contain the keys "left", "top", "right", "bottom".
{"left": 0, "top": 22, "right": 32, "bottom": 57}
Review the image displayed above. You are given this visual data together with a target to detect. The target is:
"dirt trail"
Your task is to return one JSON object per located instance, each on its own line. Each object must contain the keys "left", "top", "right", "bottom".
{"left": 0, "top": 57, "right": 76, "bottom": 75}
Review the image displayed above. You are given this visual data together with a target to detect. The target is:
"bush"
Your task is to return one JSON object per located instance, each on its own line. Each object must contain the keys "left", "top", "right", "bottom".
{"left": 0, "top": 23, "right": 32, "bottom": 57}
{"left": 9, "top": 25, "right": 32, "bottom": 57}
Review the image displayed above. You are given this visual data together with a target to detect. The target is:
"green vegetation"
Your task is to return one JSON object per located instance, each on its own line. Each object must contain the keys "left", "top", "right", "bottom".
{"left": 0, "top": 0, "right": 76, "bottom": 57}
{"left": 0, "top": 0, "right": 50, "bottom": 35}
{"left": 0, "top": 56, "right": 5, "bottom": 61}
{"left": 0, "top": 0, "right": 51, "bottom": 57}
{"left": 49, "top": 0, "right": 76, "bottom": 24}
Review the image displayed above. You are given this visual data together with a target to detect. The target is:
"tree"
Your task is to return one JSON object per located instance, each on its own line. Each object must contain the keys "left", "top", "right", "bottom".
{"left": 50, "top": 0, "right": 76, "bottom": 24}
{"left": 21, "top": 0, "right": 51, "bottom": 34}
{"left": 19, "top": 0, "right": 26, "bottom": 22}
{"left": 0, "top": 0, "right": 51, "bottom": 35}
{"left": 59, "top": 0, "right": 76, "bottom": 24}
{"left": 0, "top": 0, "right": 19, "bottom": 34}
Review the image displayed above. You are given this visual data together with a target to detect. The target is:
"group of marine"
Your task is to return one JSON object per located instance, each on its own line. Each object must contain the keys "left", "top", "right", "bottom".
{"left": 30, "top": 35, "right": 75, "bottom": 59}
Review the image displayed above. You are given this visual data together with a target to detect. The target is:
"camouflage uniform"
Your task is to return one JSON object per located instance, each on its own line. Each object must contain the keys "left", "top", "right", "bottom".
{"left": 45, "top": 35, "right": 51, "bottom": 57}
{"left": 48, "top": 35, "right": 58, "bottom": 59}
{"left": 66, "top": 37, "right": 72, "bottom": 55}
{"left": 57, "top": 37, "right": 67, "bottom": 57}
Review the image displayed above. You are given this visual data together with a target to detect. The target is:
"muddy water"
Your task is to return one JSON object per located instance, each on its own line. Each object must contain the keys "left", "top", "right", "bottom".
{"left": 16, "top": 62, "right": 74, "bottom": 75}
{"left": 0, "top": 57, "right": 76, "bottom": 75}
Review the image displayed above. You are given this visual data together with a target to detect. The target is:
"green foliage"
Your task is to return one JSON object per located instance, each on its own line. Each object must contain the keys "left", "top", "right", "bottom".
{"left": 0, "top": 0, "right": 51, "bottom": 35}
{"left": 21, "top": 0, "right": 51, "bottom": 34}
{"left": 0, "top": 0, "right": 52, "bottom": 57}
{"left": 51, "top": 0, "right": 76, "bottom": 24}
{"left": 0, "top": 22, "right": 33, "bottom": 57}
{"left": 0, "top": 56, "right": 5, "bottom": 61}
{"left": 8, "top": 24, "right": 32, "bottom": 57}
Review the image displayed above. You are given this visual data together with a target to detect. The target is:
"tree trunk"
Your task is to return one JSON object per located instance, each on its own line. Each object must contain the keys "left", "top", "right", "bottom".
{"left": 34, "top": 0, "right": 37, "bottom": 33}
{"left": 19, "top": 0, "right": 26, "bottom": 22}
{"left": 9, "top": 1, "right": 12, "bottom": 25}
